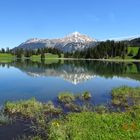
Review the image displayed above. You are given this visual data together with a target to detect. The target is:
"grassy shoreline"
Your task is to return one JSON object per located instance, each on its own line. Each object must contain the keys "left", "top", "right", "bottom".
{"left": 1, "top": 53, "right": 140, "bottom": 62}
{"left": 45, "top": 57, "right": 140, "bottom": 62}
{"left": 0, "top": 86, "right": 140, "bottom": 139}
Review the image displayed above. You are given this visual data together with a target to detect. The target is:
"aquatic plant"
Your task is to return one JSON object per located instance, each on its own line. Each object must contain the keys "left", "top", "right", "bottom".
{"left": 94, "top": 105, "right": 107, "bottom": 114}
{"left": 0, "top": 112, "right": 12, "bottom": 126}
{"left": 81, "top": 91, "right": 92, "bottom": 100}
{"left": 64, "top": 102, "right": 81, "bottom": 112}
{"left": 58, "top": 92, "right": 75, "bottom": 103}
{"left": 112, "top": 86, "right": 140, "bottom": 98}
{"left": 30, "top": 113, "right": 48, "bottom": 138}
{"left": 4, "top": 98, "right": 43, "bottom": 118}
{"left": 111, "top": 86, "right": 140, "bottom": 107}
{"left": 43, "top": 101, "right": 62, "bottom": 115}
{"left": 15, "top": 135, "right": 42, "bottom": 140}
{"left": 2, "top": 87, "right": 140, "bottom": 140}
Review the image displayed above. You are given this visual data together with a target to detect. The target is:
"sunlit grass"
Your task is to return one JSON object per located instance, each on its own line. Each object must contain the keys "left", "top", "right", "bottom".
{"left": 58, "top": 92, "right": 76, "bottom": 103}
{"left": 49, "top": 111, "right": 140, "bottom": 140}
{"left": 4, "top": 98, "right": 43, "bottom": 118}
{"left": 0, "top": 53, "right": 15, "bottom": 62}
{"left": 31, "top": 53, "right": 63, "bottom": 60}
{"left": 128, "top": 47, "right": 139, "bottom": 57}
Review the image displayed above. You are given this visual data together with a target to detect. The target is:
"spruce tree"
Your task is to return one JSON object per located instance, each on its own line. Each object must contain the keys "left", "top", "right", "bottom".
{"left": 136, "top": 48, "right": 140, "bottom": 59}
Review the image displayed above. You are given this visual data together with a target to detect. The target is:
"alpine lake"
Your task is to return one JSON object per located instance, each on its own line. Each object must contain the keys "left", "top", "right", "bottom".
{"left": 0, "top": 59, "right": 140, "bottom": 139}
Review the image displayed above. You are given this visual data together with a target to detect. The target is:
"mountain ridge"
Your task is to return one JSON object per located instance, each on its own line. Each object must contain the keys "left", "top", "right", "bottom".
{"left": 14, "top": 32, "right": 97, "bottom": 52}
{"left": 14, "top": 32, "right": 140, "bottom": 52}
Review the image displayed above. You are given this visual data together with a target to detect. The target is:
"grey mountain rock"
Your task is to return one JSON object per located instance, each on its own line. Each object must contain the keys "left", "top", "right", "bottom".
{"left": 15, "top": 32, "right": 97, "bottom": 52}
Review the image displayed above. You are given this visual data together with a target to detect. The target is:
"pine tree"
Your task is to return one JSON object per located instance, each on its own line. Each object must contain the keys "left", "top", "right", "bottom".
{"left": 128, "top": 49, "right": 134, "bottom": 56}
{"left": 41, "top": 52, "right": 45, "bottom": 60}
{"left": 136, "top": 48, "right": 140, "bottom": 59}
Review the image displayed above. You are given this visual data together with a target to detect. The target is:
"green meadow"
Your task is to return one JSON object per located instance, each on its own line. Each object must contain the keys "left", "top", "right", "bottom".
{"left": 0, "top": 53, "right": 15, "bottom": 62}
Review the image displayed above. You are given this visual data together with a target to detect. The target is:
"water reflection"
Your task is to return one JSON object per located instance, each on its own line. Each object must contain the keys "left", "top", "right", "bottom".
{"left": 0, "top": 60, "right": 140, "bottom": 105}
{"left": 1, "top": 60, "right": 140, "bottom": 83}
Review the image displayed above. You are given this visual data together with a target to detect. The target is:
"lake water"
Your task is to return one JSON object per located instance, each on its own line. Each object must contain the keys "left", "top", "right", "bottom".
{"left": 0, "top": 60, "right": 140, "bottom": 106}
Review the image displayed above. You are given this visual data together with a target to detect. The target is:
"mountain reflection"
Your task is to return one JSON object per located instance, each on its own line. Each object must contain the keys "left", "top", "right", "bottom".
{"left": 1, "top": 60, "right": 140, "bottom": 84}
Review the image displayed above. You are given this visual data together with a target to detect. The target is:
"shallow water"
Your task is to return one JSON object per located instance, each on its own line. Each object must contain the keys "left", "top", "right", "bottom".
{"left": 0, "top": 120, "right": 32, "bottom": 140}
{"left": 0, "top": 60, "right": 140, "bottom": 105}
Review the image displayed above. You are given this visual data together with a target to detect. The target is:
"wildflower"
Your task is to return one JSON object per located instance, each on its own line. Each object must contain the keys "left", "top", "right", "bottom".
{"left": 52, "top": 121, "right": 60, "bottom": 127}
{"left": 131, "top": 122, "right": 137, "bottom": 131}
{"left": 122, "top": 123, "right": 128, "bottom": 131}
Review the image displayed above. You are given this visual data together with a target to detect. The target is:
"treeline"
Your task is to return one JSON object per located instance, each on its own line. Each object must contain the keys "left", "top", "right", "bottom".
{"left": 13, "top": 48, "right": 62, "bottom": 59}
{"left": 135, "top": 48, "right": 140, "bottom": 59}
{"left": 0, "top": 48, "right": 11, "bottom": 53}
{"left": 1, "top": 40, "right": 140, "bottom": 60}
{"left": 0, "top": 47, "right": 62, "bottom": 59}
{"left": 64, "top": 40, "right": 128, "bottom": 59}
{"left": 125, "top": 37, "right": 140, "bottom": 47}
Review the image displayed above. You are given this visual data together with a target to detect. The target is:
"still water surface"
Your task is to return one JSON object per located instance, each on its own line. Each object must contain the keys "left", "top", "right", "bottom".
{"left": 0, "top": 60, "right": 140, "bottom": 105}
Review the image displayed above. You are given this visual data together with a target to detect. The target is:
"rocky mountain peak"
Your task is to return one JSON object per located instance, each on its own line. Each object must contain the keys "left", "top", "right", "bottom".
{"left": 15, "top": 32, "right": 97, "bottom": 52}
{"left": 69, "top": 31, "right": 82, "bottom": 37}
{"left": 25, "top": 38, "right": 41, "bottom": 44}
{"left": 64, "top": 32, "right": 96, "bottom": 43}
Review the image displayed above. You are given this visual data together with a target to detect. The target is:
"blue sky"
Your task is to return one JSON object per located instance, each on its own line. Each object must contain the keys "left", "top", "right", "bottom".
{"left": 0, "top": 0, "right": 140, "bottom": 48}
